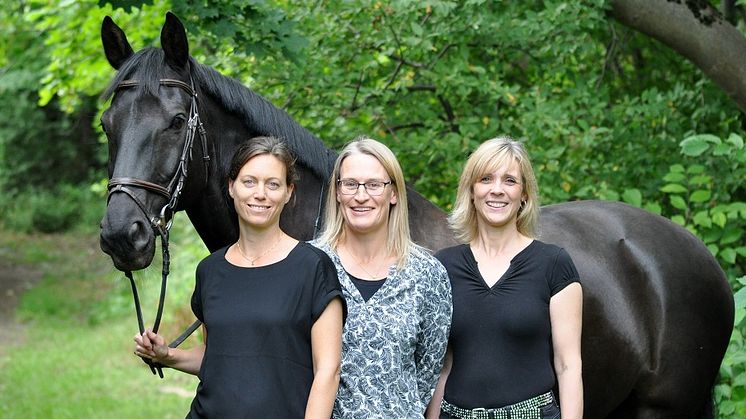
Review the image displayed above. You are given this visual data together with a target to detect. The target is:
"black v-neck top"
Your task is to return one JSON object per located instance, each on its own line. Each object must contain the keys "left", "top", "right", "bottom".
{"left": 434, "top": 240, "right": 579, "bottom": 408}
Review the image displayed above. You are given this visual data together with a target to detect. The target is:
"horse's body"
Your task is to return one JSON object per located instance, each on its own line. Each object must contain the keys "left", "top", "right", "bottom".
{"left": 99, "top": 13, "right": 734, "bottom": 418}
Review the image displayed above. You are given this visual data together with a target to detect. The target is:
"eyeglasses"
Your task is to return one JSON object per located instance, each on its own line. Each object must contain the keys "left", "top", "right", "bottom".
{"left": 337, "top": 179, "right": 393, "bottom": 196}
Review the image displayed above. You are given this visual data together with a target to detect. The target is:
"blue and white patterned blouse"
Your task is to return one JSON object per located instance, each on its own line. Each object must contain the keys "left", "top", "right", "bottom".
{"left": 311, "top": 241, "right": 452, "bottom": 419}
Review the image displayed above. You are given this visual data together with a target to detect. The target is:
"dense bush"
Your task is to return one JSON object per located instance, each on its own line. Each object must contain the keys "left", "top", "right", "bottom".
{"left": 1, "top": 184, "right": 105, "bottom": 234}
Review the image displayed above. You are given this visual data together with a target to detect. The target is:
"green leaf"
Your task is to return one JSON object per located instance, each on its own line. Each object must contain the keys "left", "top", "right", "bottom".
{"left": 688, "top": 175, "right": 711, "bottom": 186}
{"left": 663, "top": 172, "right": 686, "bottom": 183}
{"left": 680, "top": 134, "right": 719, "bottom": 156}
{"left": 735, "top": 287, "right": 746, "bottom": 309}
{"left": 644, "top": 202, "right": 662, "bottom": 215}
{"left": 692, "top": 210, "right": 712, "bottom": 228}
{"left": 712, "top": 143, "right": 731, "bottom": 156}
{"left": 686, "top": 164, "right": 705, "bottom": 175}
{"left": 720, "top": 227, "right": 743, "bottom": 245}
{"left": 670, "top": 195, "right": 687, "bottom": 210}
{"left": 669, "top": 164, "right": 685, "bottom": 173}
{"left": 622, "top": 188, "right": 642, "bottom": 207}
{"left": 672, "top": 215, "right": 686, "bottom": 226}
{"left": 660, "top": 183, "right": 687, "bottom": 194}
{"left": 720, "top": 248, "right": 737, "bottom": 264}
{"left": 726, "top": 133, "right": 744, "bottom": 148}
{"left": 689, "top": 189, "right": 711, "bottom": 203}
{"left": 713, "top": 212, "right": 727, "bottom": 228}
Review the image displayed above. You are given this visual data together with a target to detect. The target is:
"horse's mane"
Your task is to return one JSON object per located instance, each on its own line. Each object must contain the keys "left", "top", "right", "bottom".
{"left": 102, "top": 48, "right": 334, "bottom": 180}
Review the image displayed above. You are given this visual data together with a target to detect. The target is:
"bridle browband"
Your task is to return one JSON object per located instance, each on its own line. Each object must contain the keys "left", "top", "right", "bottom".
{"left": 108, "top": 74, "right": 208, "bottom": 378}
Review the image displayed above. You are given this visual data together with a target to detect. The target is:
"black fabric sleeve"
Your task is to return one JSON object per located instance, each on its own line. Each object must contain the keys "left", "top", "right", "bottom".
{"left": 191, "top": 260, "right": 205, "bottom": 322}
{"left": 311, "top": 248, "right": 347, "bottom": 324}
{"left": 548, "top": 247, "right": 580, "bottom": 296}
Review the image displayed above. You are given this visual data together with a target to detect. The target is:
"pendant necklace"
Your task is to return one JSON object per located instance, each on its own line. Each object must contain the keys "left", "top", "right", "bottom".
{"left": 343, "top": 246, "right": 389, "bottom": 280}
{"left": 236, "top": 235, "right": 282, "bottom": 266}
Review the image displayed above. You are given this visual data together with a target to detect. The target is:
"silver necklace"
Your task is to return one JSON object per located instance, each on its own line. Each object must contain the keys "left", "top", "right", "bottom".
{"left": 235, "top": 236, "right": 282, "bottom": 266}
{"left": 343, "top": 246, "right": 389, "bottom": 279}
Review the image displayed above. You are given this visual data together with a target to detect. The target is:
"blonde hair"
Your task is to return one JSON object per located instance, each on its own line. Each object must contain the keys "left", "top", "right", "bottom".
{"left": 449, "top": 136, "right": 540, "bottom": 243}
{"left": 316, "top": 136, "right": 414, "bottom": 268}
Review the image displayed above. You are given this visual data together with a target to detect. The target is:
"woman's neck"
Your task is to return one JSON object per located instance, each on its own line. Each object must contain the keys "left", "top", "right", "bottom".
{"left": 472, "top": 225, "right": 531, "bottom": 258}
{"left": 237, "top": 225, "right": 285, "bottom": 250}
{"left": 339, "top": 228, "right": 390, "bottom": 262}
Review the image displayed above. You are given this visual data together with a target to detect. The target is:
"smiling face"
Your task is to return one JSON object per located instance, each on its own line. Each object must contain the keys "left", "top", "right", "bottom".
{"left": 336, "top": 153, "right": 397, "bottom": 237}
{"left": 229, "top": 154, "right": 294, "bottom": 231}
{"left": 472, "top": 159, "right": 525, "bottom": 232}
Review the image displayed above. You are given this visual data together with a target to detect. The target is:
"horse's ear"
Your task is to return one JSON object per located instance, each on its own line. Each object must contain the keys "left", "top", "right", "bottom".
{"left": 161, "top": 11, "right": 189, "bottom": 71}
{"left": 101, "top": 16, "right": 134, "bottom": 70}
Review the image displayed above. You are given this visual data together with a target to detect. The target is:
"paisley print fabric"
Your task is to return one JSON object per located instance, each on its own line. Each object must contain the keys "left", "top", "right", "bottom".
{"left": 311, "top": 241, "right": 452, "bottom": 419}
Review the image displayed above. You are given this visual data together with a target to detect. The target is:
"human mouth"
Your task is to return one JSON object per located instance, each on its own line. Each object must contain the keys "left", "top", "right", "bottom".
{"left": 350, "top": 206, "right": 373, "bottom": 213}
{"left": 248, "top": 204, "right": 271, "bottom": 211}
{"left": 486, "top": 201, "right": 508, "bottom": 208}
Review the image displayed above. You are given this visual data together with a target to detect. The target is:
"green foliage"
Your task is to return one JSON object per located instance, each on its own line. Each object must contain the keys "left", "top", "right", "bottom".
{"left": 1, "top": 184, "right": 105, "bottom": 234}
{"left": 2, "top": 1, "right": 746, "bottom": 414}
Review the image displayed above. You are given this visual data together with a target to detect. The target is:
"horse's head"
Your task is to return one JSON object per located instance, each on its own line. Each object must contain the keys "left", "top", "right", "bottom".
{"left": 99, "top": 13, "right": 209, "bottom": 271}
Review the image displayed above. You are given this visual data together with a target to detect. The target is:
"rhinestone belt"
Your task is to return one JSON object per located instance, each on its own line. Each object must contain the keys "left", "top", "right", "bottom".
{"left": 441, "top": 391, "right": 554, "bottom": 419}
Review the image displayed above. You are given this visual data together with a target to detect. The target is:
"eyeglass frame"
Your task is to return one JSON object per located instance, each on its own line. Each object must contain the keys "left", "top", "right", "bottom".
{"left": 336, "top": 178, "right": 393, "bottom": 196}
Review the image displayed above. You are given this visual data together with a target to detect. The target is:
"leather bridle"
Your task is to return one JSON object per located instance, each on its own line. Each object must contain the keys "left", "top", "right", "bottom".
{"left": 108, "top": 75, "right": 207, "bottom": 377}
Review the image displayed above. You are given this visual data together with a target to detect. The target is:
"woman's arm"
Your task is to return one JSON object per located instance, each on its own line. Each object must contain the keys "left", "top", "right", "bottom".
{"left": 425, "top": 346, "right": 452, "bottom": 419}
{"left": 134, "top": 326, "right": 206, "bottom": 376}
{"left": 550, "top": 282, "right": 583, "bottom": 419}
{"left": 305, "top": 297, "right": 344, "bottom": 419}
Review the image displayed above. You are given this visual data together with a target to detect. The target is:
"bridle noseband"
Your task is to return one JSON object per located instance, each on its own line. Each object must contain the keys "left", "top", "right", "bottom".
{"left": 108, "top": 75, "right": 208, "bottom": 377}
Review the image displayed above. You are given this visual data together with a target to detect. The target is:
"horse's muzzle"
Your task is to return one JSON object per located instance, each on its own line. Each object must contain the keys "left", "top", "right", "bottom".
{"left": 100, "top": 209, "right": 156, "bottom": 271}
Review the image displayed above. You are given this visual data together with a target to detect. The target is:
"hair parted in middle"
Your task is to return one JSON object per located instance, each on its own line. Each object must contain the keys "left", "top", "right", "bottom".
{"left": 227, "top": 136, "right": 298, "bottom": 185}
{"left": 449, "top": 136, "right": 540, "bottom": 243}
{"left": 316, "top": 135, "right": 416, "bottom": 268}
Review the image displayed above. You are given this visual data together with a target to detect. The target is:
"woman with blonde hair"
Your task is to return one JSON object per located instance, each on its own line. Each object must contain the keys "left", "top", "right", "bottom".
{"left": 313, "top": 136, "right": 452, "bottom": 418}
{"left": 429, "top": 136, "right": 583, "bottom": 419}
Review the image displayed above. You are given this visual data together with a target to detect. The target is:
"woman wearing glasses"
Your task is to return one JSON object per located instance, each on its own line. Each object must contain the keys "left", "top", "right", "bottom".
{"left": 312, "top": 136, "right": 452, "bottom": 418}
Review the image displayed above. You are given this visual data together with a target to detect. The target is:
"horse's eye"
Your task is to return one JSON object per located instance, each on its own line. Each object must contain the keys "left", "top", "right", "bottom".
{"left": 170, "top": 115, "right": 186, "bottom": 130}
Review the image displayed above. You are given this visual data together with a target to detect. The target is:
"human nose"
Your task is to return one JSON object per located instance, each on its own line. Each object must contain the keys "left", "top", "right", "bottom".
{"left": 353, "top": 183, "right": 369, "bottom": 199}
{"left": 253, "top": 182, "right": 267, "bottom": 198}
{"left": 488, "top": 181, "right": 505, "bottom": 195}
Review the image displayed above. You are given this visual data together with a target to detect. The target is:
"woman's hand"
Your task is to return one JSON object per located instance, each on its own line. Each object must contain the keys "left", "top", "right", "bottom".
{"left": 134, "top": 329, "right": 170, "bottom": 364}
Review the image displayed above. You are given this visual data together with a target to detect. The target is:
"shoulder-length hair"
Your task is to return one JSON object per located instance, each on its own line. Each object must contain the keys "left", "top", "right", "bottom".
{"left": 316, "top": 136, "right": 414, "bottom": 268}
{"left": 449, "top": 136, "right": 540, "bottom": 243}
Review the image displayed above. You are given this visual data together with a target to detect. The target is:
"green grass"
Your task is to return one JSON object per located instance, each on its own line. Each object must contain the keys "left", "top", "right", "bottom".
{"left": 0, "top": 217, "right": 207, "bottom": 418}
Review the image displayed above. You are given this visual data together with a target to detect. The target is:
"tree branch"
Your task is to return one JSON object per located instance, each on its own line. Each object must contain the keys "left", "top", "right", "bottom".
{"left": 610, "top": 0, "right": 746, "bottom": 113}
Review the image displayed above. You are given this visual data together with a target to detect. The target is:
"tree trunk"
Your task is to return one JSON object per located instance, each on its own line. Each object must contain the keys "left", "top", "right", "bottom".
{"left": 610, "top": 0, "right": 746, "bottom": 114}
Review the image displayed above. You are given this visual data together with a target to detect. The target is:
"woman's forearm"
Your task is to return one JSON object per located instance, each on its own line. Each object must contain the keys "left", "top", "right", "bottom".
{"left": 304, "top": 367, "right": 340, "bottom": 419}
{"left": 159, "top": 344, "right": 205, "bottom": 376}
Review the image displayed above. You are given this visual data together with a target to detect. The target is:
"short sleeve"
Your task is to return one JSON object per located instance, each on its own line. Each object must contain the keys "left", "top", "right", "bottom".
{"left": 311, "top": 248, "right": 347, "bottom": 323}
{"left": 191, "top": 261, "right": 205, "bottom": 322}
{"left": 549, "top": 247, "right": 580, "bottom": 296}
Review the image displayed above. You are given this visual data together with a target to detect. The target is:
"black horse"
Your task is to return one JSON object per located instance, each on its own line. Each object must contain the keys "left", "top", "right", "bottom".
{"left": 99, "top": 13, "right": 734, "bottom": 418}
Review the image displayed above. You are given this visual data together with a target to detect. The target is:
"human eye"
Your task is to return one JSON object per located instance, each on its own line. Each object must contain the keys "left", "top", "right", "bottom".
{"left": 504, "top": 177, "right": 517, "bottom": 185}
{"left": 366, "top": 181, "right": 384, "bottom": 191}
{"left": 267, "top": 181, "right": 281, "bottom": 191}
{"left": 243, "top": 178, "right": 257, "bottom": 188}
{"left": 341, "top": 179, "right": 358, "bottom": 190}
{"left": 479, "top": 175, "right": 492, "bottom": 184}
